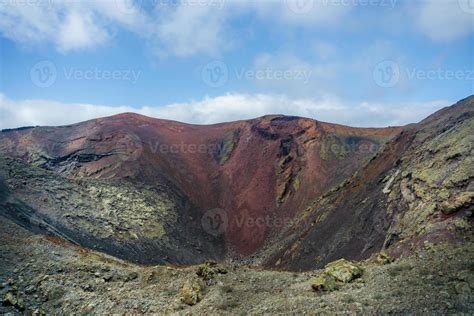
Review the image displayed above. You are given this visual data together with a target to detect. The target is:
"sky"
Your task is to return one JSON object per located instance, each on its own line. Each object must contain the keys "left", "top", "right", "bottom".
{"left": 0, "top": 0, "right": 473, "bottom": 129}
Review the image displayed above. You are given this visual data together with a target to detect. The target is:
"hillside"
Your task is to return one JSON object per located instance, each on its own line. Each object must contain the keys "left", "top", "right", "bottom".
{"left": 0, "top": 113, "right": 399, "bottom": 264}
{"left": 263, "top": 96, "right": 473, "bottom": 270}
{"left": 0, "top": 96, "right": 473, "bottom": 314}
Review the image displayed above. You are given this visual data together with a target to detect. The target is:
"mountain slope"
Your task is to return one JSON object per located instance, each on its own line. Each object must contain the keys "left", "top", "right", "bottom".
{"left": 0, "top": 113, "right": 399, "bottom": 263}
{"left": 263, "top": 96, "right": 473, "bottom": 271}
{"left": 0, "top": 97, "right": 472, "bottom": 269}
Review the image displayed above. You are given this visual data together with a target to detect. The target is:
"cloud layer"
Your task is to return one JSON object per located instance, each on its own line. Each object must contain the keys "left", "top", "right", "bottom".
{"left": 0, "top": 0, "right": 472, "bottom": 56}
{"left": 0, "top": 93, "right": 450, "bottom": 129}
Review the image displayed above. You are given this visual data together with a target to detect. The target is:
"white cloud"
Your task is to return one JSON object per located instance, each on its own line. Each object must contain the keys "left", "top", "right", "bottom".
{"left": 57, "top": 11, "right": 109, "bottom": 52}
{"left": 150, "top": 4, "right": 230, "bottom": 58}
{"left": 0, "top": 93, "right": 450, "bottom": 130}
{"left": 2, "top": 0, "right": 471, "bottom": 57}
{"left": 250, "top": 52, "right": 342, "bottom": 97}
{"left": 416, "top": 0, "right": 474, "bottom": 42}
{"left": 249, "top": 0, "right": 351, "bottom": 27}
{"left": 0, "top": 0, "right": 146, "bottom": 52}
{"left": 0, "top": 0, "right": 355, "bottom": 57}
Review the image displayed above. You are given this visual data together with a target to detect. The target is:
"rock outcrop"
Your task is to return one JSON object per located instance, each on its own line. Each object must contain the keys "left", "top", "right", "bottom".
{"left": 0, "top": 96, "right": 472, "bottom": 271}
{"left": 264, "top": 96, "right": 473, "bottom": 270}
{"left": 0, "top": 113, "right": 398, "bottom": 264}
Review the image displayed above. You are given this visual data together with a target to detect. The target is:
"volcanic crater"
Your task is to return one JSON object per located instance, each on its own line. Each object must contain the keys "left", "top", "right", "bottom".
{"left": 0, "top": 96, "right": 472, "bottom": 271}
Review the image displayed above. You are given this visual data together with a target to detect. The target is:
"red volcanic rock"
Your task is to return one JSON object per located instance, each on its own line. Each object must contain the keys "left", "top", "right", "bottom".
{"left": 263, "top": 96, "right": 474, "bottom": 271}
{"left": 0, "top": 113, "right": 400, "bottom": 259}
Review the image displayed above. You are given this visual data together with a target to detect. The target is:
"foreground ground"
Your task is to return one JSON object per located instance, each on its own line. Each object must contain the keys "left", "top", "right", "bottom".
{"left": 0, "top": 218, "right": 473, "bottom": 314}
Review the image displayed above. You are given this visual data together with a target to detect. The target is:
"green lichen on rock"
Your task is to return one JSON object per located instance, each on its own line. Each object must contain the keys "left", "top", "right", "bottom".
{"left": 412, "top": 117, "right": 474, "bottom": 187}
{"left": 376, "top": 252, "right": 394, "bottom": 265}
{"left": 214, "top": 130, "right": 240, "bottom": 165}
{"left": 319, "top": 135, "right": 348, "bottom": 161}
{"left": 0, "top": 156, "right": 184, "bottom": 255}
{"left": 311, "top": 258, "right": 363, "bottom": 292}
{"left": 3, "top": 291, "right": 25, "bottom": 311}
{"left": 441, "top": 191, "right": 474, "bottom": 215}
{"left": 196, "top": 262, "right": 227, "bottom": 282}
{"left": 324, "top": 259, "right": 363, "bottom": 283}
{"left": 276, "top": 180, "right": 289, "bottom": 205}
{"left": 311, "top": 274, "right": 340, "bottom": 292}
{"left": 180, "top": 279, "right": 204, "bottom": 305}
{"left": 383, "top": 114, "right": 474, "bottom": 247}
{"left": 293, "top": 176, "right": 301, "bottom": 191}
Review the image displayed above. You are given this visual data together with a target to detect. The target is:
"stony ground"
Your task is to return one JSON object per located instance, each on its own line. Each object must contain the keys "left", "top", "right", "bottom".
{"left": 1, "top": 217, "right": 473, "bottom": 314}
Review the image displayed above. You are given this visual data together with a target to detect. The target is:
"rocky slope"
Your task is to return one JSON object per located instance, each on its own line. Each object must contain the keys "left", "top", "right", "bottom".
{"left": 0, "top": 217, "right": 472, "bottom": 314}
{"left": 0, "top": 96, "right": 473, "bottom": 314}
{"left": 0, "top": 113, "right": 399, "bottom": 264}
{"left": 262, "top": 96, "right": 473, "bottom": 270}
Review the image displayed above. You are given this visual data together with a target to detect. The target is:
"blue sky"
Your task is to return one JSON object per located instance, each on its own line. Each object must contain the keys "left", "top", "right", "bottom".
{"left": 0, "top": 0, "right": 473, "bottom": 128}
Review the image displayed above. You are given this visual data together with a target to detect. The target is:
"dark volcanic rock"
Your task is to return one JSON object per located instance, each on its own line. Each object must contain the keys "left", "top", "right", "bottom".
{"left": 0, "top": 96, "right": 472, "bottom": 269}
{"left": 263, "top": 96, "right": 473, "bottom": 271}
{"left": 0, "top": 112, "right": 398, "bottom": 264}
